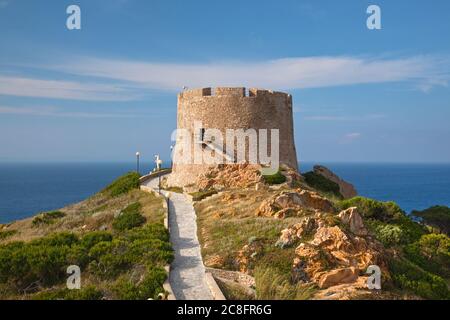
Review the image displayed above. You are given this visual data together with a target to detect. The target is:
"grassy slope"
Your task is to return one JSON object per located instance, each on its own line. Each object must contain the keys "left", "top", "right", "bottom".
{"left": 0, "top": 172, "right": 172, "bottom": 300}
{"left": 195, "top": 187, "right": 311, "bottom": 299}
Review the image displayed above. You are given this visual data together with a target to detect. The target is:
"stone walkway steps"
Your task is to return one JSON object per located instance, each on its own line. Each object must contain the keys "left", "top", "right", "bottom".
{"left": 143, "top": 177, "right": 213, "bottom": 300}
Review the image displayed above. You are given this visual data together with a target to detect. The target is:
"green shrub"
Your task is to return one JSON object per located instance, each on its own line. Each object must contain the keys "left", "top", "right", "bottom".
{"left": 0, "top": 218, "right": 171, "bottom": 298}
{"left": 126, "top": 223, "right": 170, "bottom": 243}
{"left": 189, "top": 190, "right": 218, "bottom": 201}
{"left": 88, "top": 240, "right": 132, "bottom": 278}
{"left": 112, "top": 267, "right": 167, "bottom": 300}
{"left": 122, "top": 202, "right": 142, "bottom": 214}
{"left": 412, "top": 206, "right": 450, "bottom": 235}
{"left": 128, "top": 239, "right": 173, "bottom": 264}
{"left": 0, "top": 239, "right": 72, "bottom": 289}
{"left": 0, "top": 230, "right": 17, "bottom": 240}
{"left": 339, "top": 197, "right": 426, "bottom": 246}
{"left": 263, "top": 171, "right": 287, "bottom": 185}
{"left": 389, "top": 257, "right": 449, "bottom": 299}
{"left": 365, "top": 220, "right": 404, "bottom": 247}
{"left": 303, "top": 171, "right": 341, "bottom": 198}
{"left": 32, "top": 232, "right": 79, "bottom": 247}
{"left": 338, "top": 197, "right": 403, "bottom": 222}
{"left": 394, "top": 214, "right": 427, "bottom": 244}
{"left": 32, "top": 285, "right": 104, "bottom": 300}
{"left": 112, "top": 202, "right": 146, "bottom": 231}
{"left": 32, "top": 211, "right": 66, "bottom": 226}
{"left": 87, "top": 226, "right": 173, "bottom": 279}
{"left": 102, "top": 172, "right": 141, "bottom": 197}
{"left": 404, "top": 233, "right": 450, "bottom": 278}
{"left": 80, "top": 231, "right": 113, "bottom": 249}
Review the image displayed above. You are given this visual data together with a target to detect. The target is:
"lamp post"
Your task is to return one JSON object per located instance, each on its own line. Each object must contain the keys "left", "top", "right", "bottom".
{"left": 154, "top": 154, "right": 163, "bottom": 193}
{"left": 166, "top": 192, "right": 171, "bottom": 210}
{"left": 170, "top": 145, "right": 174, "bottom": 168}
{"left": 136, "top": 152, "right": 140, "bottom": 174}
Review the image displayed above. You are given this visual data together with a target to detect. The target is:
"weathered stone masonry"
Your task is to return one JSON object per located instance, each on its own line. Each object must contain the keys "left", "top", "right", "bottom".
{"left": 168, "top": 87, "right": 298, "bottom": 187}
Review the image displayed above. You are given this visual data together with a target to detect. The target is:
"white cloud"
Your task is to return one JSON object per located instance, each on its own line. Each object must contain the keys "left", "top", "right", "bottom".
{"left": 0, "top": 76, "right": 141, "bottom": 101}
{"left": 340, "top": 132, "right": 362, "bottom": 144}
{"left": 53, "top": 55, "right": 450, "bottom": 91}
{"left": 1, "top": 54, "right": 448, "bottom": 101}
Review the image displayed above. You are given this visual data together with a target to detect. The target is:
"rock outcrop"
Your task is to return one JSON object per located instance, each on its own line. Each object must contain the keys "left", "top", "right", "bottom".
{"left": 292, "top": 223, "right": 387, "bottom": 289}
{"left": 256, "top": 190, "right": 335, "bottom": 218}
{"left": 338, "top": 207, "right": 368, "bottom": 236}
{"left": 313, "top": 165, "right": 357, "bottom": 199}
{"left": 195, "top": 164, "right": 262, "bottom": 191}
{"left": 271, "top": 206, "right": 389, "bottom": 292}
{"left": 235, "top": 240, "right": 265, "bottom": 274}
{"left": 275, "top": 217, "right": 318, "bottom": 248}
{"left": 318, "top": 267, "right": 359, "bottom": 289}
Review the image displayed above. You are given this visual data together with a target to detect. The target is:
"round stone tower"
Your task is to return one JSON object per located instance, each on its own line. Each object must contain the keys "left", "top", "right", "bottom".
{"left": 167, "top": 87, "right": 298, "bottom": 187}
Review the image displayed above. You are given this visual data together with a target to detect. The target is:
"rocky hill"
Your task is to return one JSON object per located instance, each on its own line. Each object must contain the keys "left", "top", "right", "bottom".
{"left": 192, "top": 164, "right": 450, "bottom": 300}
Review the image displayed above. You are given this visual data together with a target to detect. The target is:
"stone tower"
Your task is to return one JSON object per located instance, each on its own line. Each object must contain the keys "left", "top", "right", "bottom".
{"left": 167, "top": 87, "right": 298, "bottom": 187}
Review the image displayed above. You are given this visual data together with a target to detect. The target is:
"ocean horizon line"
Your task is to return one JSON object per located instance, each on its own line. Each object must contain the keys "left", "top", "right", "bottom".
{"left": 1, "top": 160, "right": 450, "bottom": 165}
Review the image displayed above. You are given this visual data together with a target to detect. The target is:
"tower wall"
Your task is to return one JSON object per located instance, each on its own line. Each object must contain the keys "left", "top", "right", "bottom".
{"left": 167, "top": 87, "right": 298, "bottom": 187}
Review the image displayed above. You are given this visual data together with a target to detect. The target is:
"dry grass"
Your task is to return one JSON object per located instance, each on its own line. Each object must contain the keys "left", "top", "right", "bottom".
{"left": 195, "top": 187, "right": 304, "bottom": 270}
{"left": 214, "top": 277, "right": 256, "bottom": 300}
{"left": 195, "top": 186, "right": 321, "bottom": 300}
{"left": 1, "top": 189, "right": 165, "bottom": 244}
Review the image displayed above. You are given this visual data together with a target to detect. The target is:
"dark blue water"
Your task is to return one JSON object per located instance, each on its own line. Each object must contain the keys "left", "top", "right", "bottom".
{"left": 1, "top": 162, "right": 450, "bottom": 223}
{"left": 0, "top": 162, "right": 156, "bottom": 224}
{"left": 301, "top": 163, "right": 450, "bottom": 214}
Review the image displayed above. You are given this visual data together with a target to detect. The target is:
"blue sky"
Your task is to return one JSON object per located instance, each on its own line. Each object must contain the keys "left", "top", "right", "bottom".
{"left": 0, "top": 0, "right": 450, "bottom": 164}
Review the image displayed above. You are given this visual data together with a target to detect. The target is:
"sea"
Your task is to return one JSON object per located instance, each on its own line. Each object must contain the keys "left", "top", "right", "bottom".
{"left": 0, "top": 162, "right": 450, "bottom": 224}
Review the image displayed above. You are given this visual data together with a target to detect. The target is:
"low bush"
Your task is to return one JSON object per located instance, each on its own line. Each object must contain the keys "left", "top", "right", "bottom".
{"left": 0, "top": 230, "right": 17, "bottom": 240}
{"left": 80, "top": 231, "right": 113, "bottom": 249}
{"left": 339, "top": 197, "right": 426, "bottom": 246}
{"left": 338, "top": 197, "right": 403, "bottom": 222}
{"left": 32, "top": 211, "right": 65, "bottom": 226}
{"left": 404, "top": 233, "right": 450, "bottom": 278}
{"left": 112, "top": 266, "right": 167, "bottom": 300}
{"left": 365, "top": 220, "right": 404, "bottom": 247}
{"left": 102, "top": 172, "right": 141, "bottom": 197}
{"left": 389, "top": 257, "right": 449, "bottom": 300}
{"left": 0, "top": 222, "right": 172, "bottom": 297}
{"left": 88, "top": 239, "right": 133, "bottom": 279}
{"left": 263, "top": 171, "right": 287, "bottom": 185}
{"left": 412, "top": 206, "right": 450, "bottom": 235}
{"left": 0, "top": 239, "right": 73, "bottom": 289}
{"left": 112, "top": 202, "right": 146, "bottom": 231}
{"left": 32, "top": 285, "right": 104, "bottom": 300}
{"left": 303, "top": 171, "right": 341, "bottom": 198}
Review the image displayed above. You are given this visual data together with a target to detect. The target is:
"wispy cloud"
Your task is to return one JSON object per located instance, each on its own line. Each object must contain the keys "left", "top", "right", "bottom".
{"left": 0, "top": 105, "right": 138, "bottom": 118}
{"left": 340, "top": 132, "right": 362, "bottom": 144}
{"left": 53, "top": 55, "right": 450, "bottom": 92}
{"left": 0, "top": 76, "right": 142, "bottom": 101}
{"left": 1, "top": 54, "right": 448, "bottom": 102}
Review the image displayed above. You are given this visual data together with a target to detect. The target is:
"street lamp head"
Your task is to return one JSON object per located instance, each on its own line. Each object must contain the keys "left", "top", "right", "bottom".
{"left": 136, "top": 152, "right": 140, "bottom": 157}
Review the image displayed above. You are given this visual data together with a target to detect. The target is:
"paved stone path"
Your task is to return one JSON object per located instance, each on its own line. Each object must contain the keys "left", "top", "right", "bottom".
{"left": 143, "top": 176, "right": 213, "bottom": 300}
